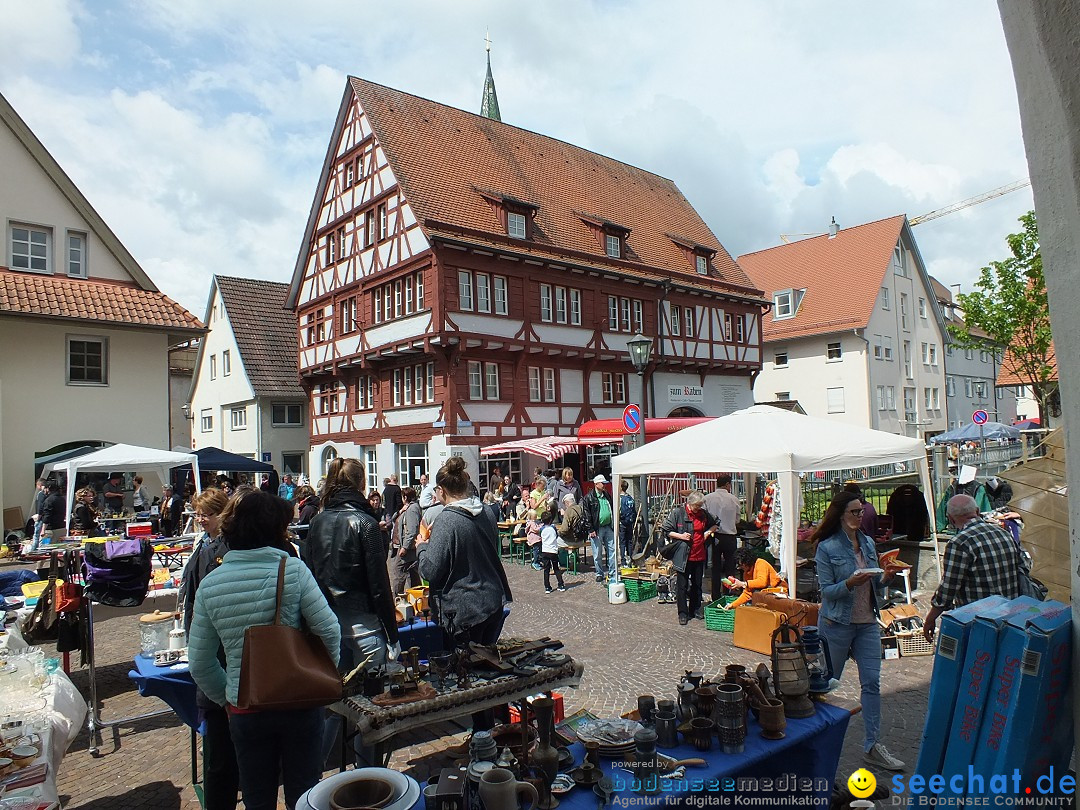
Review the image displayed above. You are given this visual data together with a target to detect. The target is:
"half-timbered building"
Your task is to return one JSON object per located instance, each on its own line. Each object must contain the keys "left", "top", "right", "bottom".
{"left": 287, "top": 77, "right": 765, "bottom": 489}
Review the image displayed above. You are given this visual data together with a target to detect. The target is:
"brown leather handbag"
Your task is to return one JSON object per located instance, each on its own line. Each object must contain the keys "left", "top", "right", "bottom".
{"left": 235, "top": 557, "right": 342, "bottom": 711}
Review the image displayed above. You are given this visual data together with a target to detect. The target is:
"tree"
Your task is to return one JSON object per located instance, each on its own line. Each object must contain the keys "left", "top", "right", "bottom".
{"left": 947, "top": 210, "right": 1055, "bottom": 425}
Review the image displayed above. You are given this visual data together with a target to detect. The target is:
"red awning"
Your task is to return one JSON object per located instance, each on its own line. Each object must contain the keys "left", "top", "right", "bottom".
{"left": 577, "top": 417, "right": 715, "bottom": 443}
{"left": 479, "top": 436, "right": 583, "bottom": 462}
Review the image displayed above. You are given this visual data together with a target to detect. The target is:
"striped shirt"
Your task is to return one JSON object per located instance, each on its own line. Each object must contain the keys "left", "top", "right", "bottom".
{"left": 931, "top": 517, "right": 1028, "bottom": 610}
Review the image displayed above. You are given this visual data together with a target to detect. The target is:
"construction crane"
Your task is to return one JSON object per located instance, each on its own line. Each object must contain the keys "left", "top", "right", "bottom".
{"left": 908, "top": 179, "right": 1031, "bottom": 226}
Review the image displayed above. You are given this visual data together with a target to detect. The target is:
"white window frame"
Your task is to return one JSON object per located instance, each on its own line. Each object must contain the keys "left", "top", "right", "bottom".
{"left": 540, "top": 285, "right": 553, "bottom": 322}
{"left": 365, "top": 449, "right": 379, "bottom": 494}
{"left": 67, "top": 231, "right": 87, "bottom": 278}
{"left": 735, "top": 315, "right": 745, "bottom": 343}
{"left": 507, "top": 212, "right": 527, "bottom": 239}
{"left": 393, "top": 369, "right": 402, "bottom": 406}
{"left": 495, "top": 276, "right": 509, "bottom": 316}
{"left": 529, "top": 367, "right": 541, "bottom": 402}
{"left": 459, "top": 271, "right": 474, "bottom": 311}
{"left": 886, "top": 386, "right": 896, "bottom": 410}
{"left": 484, "top": 362, "right": 500, "bottom": 399}
{"left": 670, "top": 303, "right": 681, "bottom": 336}
{"left": 223, "top": 350, "right": 231, "bottom": 376}
{"left": 11, "top": 224, "right": 50, "bottom": 273}
{"left": 426, "top": 362, "right": 434, "bottom": 401}
{"left": 929, "top": 344, "right": 938, "bottom": 366}
{"left": 210, "top": 354, "right": 217, "bottom": 380}
{"left": 881, "top": 287, "right": 890, "bottom": 310}
{"left": 877, "top": 385, "right": 886, "bottom": 411}
{"left": 826, "top": 342, "right": 842, "bottom": 361}
{"left": 601, "top": 372, "right": 627, "bottom": 404}
{"left": 555, "top": 287, "right": 567, "bottom": 324}
{"left": 883, "top": 336, "right": 894, "bottom": 361}
{"left": 394, "top": 279, "right": 403, "bottom": 318}
{"left": 605, "top": 233, "right": 621, "bottom": 258}
{"left": 776, "top": 392, "right": 791, "bottom": 402}
{"left": 608, "top": 296, "right": 619, "bottom": 330}
{"left": 543, "top": 368, "right": 556, "bottom": 402}
{"left": 683, "top": 307, "right": 694, "bottom": 337}
{"left": 903, "top": 341, "right": 913, "bottom": 379}
{"left": 569, "top": 288, "right": 580, "bottom": 325}
{"left": 826, "top": 387, "right": 845, "bottom": 414}
{"left": 965, "top": 378, "right": 973, "bottom": 398}
{"left": 382, "top": 287, "right": 392, "bottom": 323}
{"left": 695, "top": 255, "right": 707, "bottom": 274}
{"left": 919, "top": 297, "right": 928, "bottom": 318}
{"left": 476, "top": 273, "right": 491, "bottom": 313}
{"left": 774, "top": 351, "right": 788, "bottom": 368}
{"left": 67, "top": 335, "right": 108, "bottom": 385}
{"left": 200, "top": 409, "right": 213, "bottom": 432}
{"left": 900, "top": 293, "right": 910, "bottom": 330}
{"left": 403, "top": 366, "right": 413, "bottom": 404}
{"left": 404, "top": 276, "right": 415, "bottom": 315}
{"left": 620, "top": 298, "right": 631, "bottom": 332}
{"left": 724, "top": 313, "right": 733, "bottom": 342}
{"left": 773, "top": 290, "right": 793, "bottom": 319}
{"left": 468, "top": 362, "right": 483, "bottom": 399}
{"left": 873, "top": 335, "right": 883, "bottom": 360}
{"left": 921, "top": 342, "right": 930, "bottom": 365}
{"left": 946, "top": 377, "right": 955, "bottom": 397}
{"left": 632, "top": 300, "right": 643, "bottom": 333}
{"left": 378, "top": 203, "right": 388, "bottom": 240}
{"left": 271, "top": 403, "right": 303, "bottom": 426}
{"left": 356, "top": 376, "right": 374, "bottom": 411}
{"left": 230, "top": 407, "right": 247, "bottom": 430}
{"left": 414, "top": 365, "right": 425, "bottom": 404}
{"left": 416, "top": 272, "right": 425, "bottom": 310}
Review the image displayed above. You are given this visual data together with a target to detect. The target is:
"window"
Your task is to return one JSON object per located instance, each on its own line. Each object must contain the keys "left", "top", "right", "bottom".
{"left": 272, "top": 403, "right": 303, "bottom": 426}
{"left": 426, "top": 362, "right": 434, "bottom": 401}
{"left": 544, "top": 368, "right": 555, "bottom": 402}
{"left": 555, "top": 287, "right": 568, "bottom": 324}
{"left": 485, "top": 362, "right": 500, "bottom": 399}
{"left": 365, "top": 211, "right": 375, "bottom": 247}
{"left": 904, "top": 388, "right": 917, "bottom": 423}
{"left": 903, "top": 341, "right": 912, "bottom": 378}
{"left": 304, "top": 310, "right": 326, "bottom": 344}
{"left": 900, "top": 293, "right": 910, "bottom": 330}
{"left": 416, "top": 273, "right": 425, "bottom": 310}
{"left": 924, "top": 387, "right": 932, "bottom": 411}
{"left": 529, "top": 367, "right": 541, "bottom": 402}
{"left": 507, "top": 212, "right": 527, "bottom": 239}
{"left": 528, "top": 367, "right": 557, "bottom": 402}
{"left": 774, "top": 290, "right": 793, "bottom": 319}
{"left": 397, "top": 444, "right": 430, "bottom": 489}
{"left": 322, "top": 446, "right": 338, "bottom": 476}
{"left": 605, "top": 234, "right": 621, "bottom": 258}
{"left": 356, "top": 153, "right": 366, "bottom": 182}
{"left": 893, "top": 245, "right": 908, "bottom": 277}
{"left": 200, "top": 409, "right": 212, "bottom": 432}
{"left": 921, "top": 342, "right": 930, "bottom": 364}
{"left": 980, "top": 350, "right": 990, "bottom": 363}
{"left": 356, "top": 376, "right": 374, "bottom": 410}
{"left": 317, "top": 382, "right": 342, "bottom": 414}
{"left": 923, "top": 388, "right": 940, "bottom": 411}
{"left": 68, "top": 336, "right": 107, "bottom": 384}
{"left": 378, "top": 203, "right": 388, "bottom": 240}
{"left": 774, "top": 351, "right": 788, "bottom": 368}
{"left": 541, "top": 285, "right": 553, "bottom": 322}
{"left": 11, "top": 225, "right": 49, "bottom": 272}
{"left": 459, "top": 271, "right": 474, "bottom": 310}
{"left": 881, "top": 287, "right": 890, "bottom": 310}
{"left": 946, "top": 344, "right": 954, "bottom": 356}
{"left": 602, "top": 372, "right": 627, "bottom": 404}
{"left": 468, "top": 361, "right": 483, "bottom": 399}
{"left": 606, "top": 296, "right": 640, "bottom": 332}
{"left": 965, "top": 348, "right": 974, "bottom": 360}
{"left": 414, "top": 365, "right": 425, "bottom": 404}
{"left": 495, "top": 276, "right": 509, "bottom": 316}
{"left": 826, "top": 342, "right": 842, "bottom": 361}
{"left": 735, "top": 315, "right": 745, "bottom": 343}
{"left": 883, "top": 336, "right": 894, "bottom": 361}
{"left": 394, "top": 280, "right": 403, "bottom": 318}
{"left": 873, "top": 335, "right": 883, "bottom": 360}
{"left": 67, "top": 231, "right": 87, "bottom": 277}
{"left": 964, "top": 378, "right": 973, "bottom": 397}
{"left": 776, "top": 392, "right": 791, "bottom": 402}
{"left": 620, "top": 298, "right": 630, "bottom": 332}
{"left": 392, "top": 369, "right": 403, "bottom": 406}
{"left": 946, "top": 377, "right": 956, "bottom": 397}
{"left": 340, "top": 296, "right": 358, "bottom": 333}
{"left": 365, "top": 449, "right": 378, "bottom": 494}
{"left": 210, "top": 354, "right": 217, "bottom": 380}
{"left": 877, "top": 385, "right": 886, "bottom": 411}
{"left": 723, "top": 313, "right": 733, "bottom": 342}
{"left": 222, "top": 350, "right": 231, "bottom": 376}
{"left": 382, "top": 287, "right": 391, "bottom": 322}
{"left": 826, "top": 387, "right": 845, "bottom": 414}
{"left": 632, "top": 300, "right": 643, "bottom": 332}
{"left": 684, "top": 307, "right": 694, "bottom": 336}
{"left": 670, "top": 304, "right": 681, "bottom": 336}
{"left": 230, "top": 407, "right": 247, "bottom": 430}
{"left": 344, "top": 161, "right": 354, "bottom": 188}
{"left": 695, "top": 255, "right": 707, "bottom": 275}
{"left": 476, "top": 273, "right": 491, "bottom": 313}
{"left": 886, "top": 386, "right": 896, "bottom": 410}
{"left": 929, "top": 344, "right": 938, "bottom": 366}
{"left": 405, "top": 277, "right": 414, "bottom": 315}
{"left": 608, "top": 296, "right": 619, "bottom": 330}
{"left": 919, "top": 298, "right": 928, "bottom": 318}
{"left": 403, "top": 366, "right": 413, "bottom": 404}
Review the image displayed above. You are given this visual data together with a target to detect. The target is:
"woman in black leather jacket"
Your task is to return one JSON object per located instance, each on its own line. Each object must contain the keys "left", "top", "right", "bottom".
{"left": 304, "top": 457, "right": 400, "bottom": 766}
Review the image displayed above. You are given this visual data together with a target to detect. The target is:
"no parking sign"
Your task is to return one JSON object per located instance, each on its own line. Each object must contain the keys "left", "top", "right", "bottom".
{"left": 972, "top": 409, "right": 989, "bottom": 425}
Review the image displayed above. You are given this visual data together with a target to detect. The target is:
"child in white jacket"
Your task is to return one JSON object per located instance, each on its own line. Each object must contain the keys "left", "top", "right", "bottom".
{"left": 540, "top": 508, "right": 566, "bottom": 594}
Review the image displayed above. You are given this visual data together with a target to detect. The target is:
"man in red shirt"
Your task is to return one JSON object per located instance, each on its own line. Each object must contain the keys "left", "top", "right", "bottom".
{"left": 661, "top": 491, "right": 719, "bottom": 625}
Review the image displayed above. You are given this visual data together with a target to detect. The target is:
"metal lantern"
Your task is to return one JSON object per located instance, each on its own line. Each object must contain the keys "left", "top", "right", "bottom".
{"left": 800, "top": 625, "right": 834, "bottom": 694}
{"left": 771, "top": 623, "right": 815, "bottom": 719}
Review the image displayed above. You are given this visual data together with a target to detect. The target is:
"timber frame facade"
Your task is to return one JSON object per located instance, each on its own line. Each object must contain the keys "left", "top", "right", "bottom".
{"left": 288, "top": 77, "right": 766, "bottom": 487}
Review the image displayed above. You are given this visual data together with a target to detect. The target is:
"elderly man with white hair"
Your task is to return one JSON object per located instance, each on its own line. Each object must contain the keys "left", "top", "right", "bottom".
{"left": 923, "top": 493, "right": 1029, "bottom": 642}
{"left": 661, "top": 490, "right": 719, "bottom": 626}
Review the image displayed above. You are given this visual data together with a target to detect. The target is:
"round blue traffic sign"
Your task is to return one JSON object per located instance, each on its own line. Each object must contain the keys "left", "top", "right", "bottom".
{"left": 622, "top": 403, "right": 642, "bottom": 434}
{"left": 972, "top": 409, "right": 989, "bottom": 425}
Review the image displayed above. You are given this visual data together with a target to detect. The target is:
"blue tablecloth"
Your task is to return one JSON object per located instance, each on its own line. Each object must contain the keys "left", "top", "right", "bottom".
{"left": 128, "top": 655, "right": 200, "bottom": 730}
{"left": 396, "top": 606, "right": 512, "bottom": 661}
{"left": 549, "top": 701, "right": 851, "bottom": 809}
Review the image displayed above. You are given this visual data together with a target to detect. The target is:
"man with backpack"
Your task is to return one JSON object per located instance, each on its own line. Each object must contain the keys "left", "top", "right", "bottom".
{"left": 618, "top": 480, "right": 636, "bottom": 564}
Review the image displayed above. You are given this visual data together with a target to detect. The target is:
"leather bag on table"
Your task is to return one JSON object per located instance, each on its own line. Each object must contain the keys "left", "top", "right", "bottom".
{"left": 55, "top": 550, "right": 84, "bottom": 614}
{"left": 23, "top": 552, "right": 60, "bottom": 643}
{"left": 732, "top": 605, "right": 785, "bottom": 656}
{"left": 235, "top": 557, "right": 342, "bottom": 711}
{"left": 750, "top": 592, "right": 819, "bottom": 627}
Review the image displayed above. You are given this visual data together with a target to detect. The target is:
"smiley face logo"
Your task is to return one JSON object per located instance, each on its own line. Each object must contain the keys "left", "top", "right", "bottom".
{"left": 847, "top": 768, "right": 876, "bottom": 798}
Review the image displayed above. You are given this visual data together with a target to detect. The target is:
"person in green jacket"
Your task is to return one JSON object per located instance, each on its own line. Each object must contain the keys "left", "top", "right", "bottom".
{"left": 935, "top": 465, "right": 993, "bottom": 531}
{"left": 189, "top": 490, "right": 340, "bottom": 810}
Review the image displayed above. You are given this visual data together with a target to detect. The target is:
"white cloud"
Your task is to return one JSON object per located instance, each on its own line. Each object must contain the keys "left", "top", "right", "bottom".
{"left": 0, "top": 0, "right": 82, "bottom": 70}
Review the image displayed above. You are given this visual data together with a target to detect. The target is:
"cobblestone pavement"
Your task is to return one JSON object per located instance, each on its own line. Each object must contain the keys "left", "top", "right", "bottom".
{"left": 39, "top": 560, "right": 935, "bottom": 809}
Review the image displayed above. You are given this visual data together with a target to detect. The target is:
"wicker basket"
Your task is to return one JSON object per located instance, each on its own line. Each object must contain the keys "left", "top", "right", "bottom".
{"left": 703, "top": 596, "right": 738, "bottom": 632}
{"left": 624, "top": 579, "right": 657, "bottom": 603}
{"left": 896, "top": 631, "right": 935, "bottom": 657}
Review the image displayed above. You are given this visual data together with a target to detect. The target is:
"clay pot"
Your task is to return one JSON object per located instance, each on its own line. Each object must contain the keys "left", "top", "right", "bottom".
{"left": 687, "top": 717, "right": 715, "bottom": 751}
{"left": 329, "top": 776, "right": 396, "bottom": 810}
{"left": 758, "top": 698, "right": 787, "bottom": 740}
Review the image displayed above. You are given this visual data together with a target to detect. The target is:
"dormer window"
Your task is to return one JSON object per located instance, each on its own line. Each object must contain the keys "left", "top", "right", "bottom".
{"left": 605, "top": 233, "right": 621, "bottom": 258}
{"left": 695, "top": 255, "right": 707, "bottom": 275}
{"left": 773, "top": 288, "right": 805, "bottom": 320}
{"left": 507, "top": 211, "right": 527, "bottom": 240}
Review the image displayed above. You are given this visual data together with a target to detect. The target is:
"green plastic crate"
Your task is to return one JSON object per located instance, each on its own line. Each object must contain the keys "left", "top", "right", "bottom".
{"left": 704, "top": 596, "right": 738, "bottom": 631}
{"left": 624, "top": 579, "right": 657, "bottom": 603}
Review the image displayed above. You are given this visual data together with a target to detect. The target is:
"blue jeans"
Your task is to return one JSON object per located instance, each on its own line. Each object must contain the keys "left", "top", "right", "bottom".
{"left": 819, "top": 619, "right": 881, "bottom": 752}
{"left": 322, "top": 623, "right": 388, "bottom": 768}
{"left": 590, "top": 526, "right": 616, "bottom": 577}
{"left": 229, "top": 706, "right": 324, "bottom": 810}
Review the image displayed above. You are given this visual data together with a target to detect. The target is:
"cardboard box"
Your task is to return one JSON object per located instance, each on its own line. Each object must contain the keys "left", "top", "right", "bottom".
{"left": 939, "top": 597, "right": 1043, "bottom": 778}
{"left": 970, "top": 599, "right": 1071, "bottom": 792}
{"left": 912, "top": 595, "right": 1007, "bottom": 779}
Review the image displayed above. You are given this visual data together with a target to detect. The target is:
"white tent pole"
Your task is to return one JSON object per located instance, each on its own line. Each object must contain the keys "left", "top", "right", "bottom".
{"left": 779, "top": 471, "right": 800, "bottom": 597}
{"left": 612, "top": 474, "right": 621, "bottom": 580}
{"left": 65, "top": 463, "right": 77, "bottom": 537}
{"left": 917, "top": 457, "right": 941, "bottom": 578}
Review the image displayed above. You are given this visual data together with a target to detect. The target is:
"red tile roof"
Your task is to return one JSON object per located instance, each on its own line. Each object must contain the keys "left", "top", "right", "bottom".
{"left": 737, "top": 215, "right": 907, "bottom": 341}
{"left": 215, "top": 276, "right": 302, "bottom": 398}
{"left": 0, "top": 269, "right": 202, "bottom": 331}
{"left": 349, "top": 77, "right": 762, "bottom": 299}
{"left": 997, "top": 342, "right": 1057, "bottom": 386}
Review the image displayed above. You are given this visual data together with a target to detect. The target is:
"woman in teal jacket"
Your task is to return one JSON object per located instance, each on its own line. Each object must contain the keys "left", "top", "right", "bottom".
{"left": 189, "top": 490, "right": 340, "bottom": 810}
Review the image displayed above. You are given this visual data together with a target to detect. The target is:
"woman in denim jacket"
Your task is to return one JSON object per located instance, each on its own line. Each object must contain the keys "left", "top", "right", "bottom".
{"left": 813, "top": 491, "right": 906, "bottom": 772}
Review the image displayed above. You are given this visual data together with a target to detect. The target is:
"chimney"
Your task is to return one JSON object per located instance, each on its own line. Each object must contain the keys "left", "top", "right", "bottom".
{"left": 828, "top": 217, "right": 839, "bottom": 239}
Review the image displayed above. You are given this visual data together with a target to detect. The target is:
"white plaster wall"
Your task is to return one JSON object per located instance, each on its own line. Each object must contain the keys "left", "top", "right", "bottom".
{"left": 0, "top": 123, "right": 129, "bottom": 283}
{"left": 190, "top": 289, "right": 255, "bottom": 452}
{"left": 651, "top": 372, "right": 753, "bottom": 417}
{"left": 0, "top": 318, "right": 170, "bottom": 518}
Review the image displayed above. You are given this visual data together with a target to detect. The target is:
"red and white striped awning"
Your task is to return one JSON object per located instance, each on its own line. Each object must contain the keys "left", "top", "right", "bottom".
{"left": 479, "top": 435, "right": 606, "bottom": 461}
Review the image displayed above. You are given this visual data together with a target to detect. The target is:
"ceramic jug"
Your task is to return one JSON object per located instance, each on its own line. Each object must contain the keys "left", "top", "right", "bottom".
{"left": 479, "top": 767, "right": 538, "bottom": 810}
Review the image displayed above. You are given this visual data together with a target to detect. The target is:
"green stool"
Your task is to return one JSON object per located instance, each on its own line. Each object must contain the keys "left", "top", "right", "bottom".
{"left": 558, "top": 547, "right": 579, "bottom": 574}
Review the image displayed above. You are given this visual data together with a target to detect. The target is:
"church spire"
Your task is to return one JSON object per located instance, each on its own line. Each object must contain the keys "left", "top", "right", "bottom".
{"left": 480, "top": 31, "right": 502, "bottom": 122}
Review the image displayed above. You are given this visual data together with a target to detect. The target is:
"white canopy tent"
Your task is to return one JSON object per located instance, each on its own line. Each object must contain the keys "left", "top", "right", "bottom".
{"left": 42, "top": 443, "right": 201, "bottom": 534}
{"left": 610, "top": 405, "right": 938, "bottom": 595}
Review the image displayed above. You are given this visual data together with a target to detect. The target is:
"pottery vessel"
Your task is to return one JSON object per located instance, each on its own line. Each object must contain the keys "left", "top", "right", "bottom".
{"left": 531, "top": 697, "right": 560, "bottom": 808}
{"left": 687, "top": 717, "right": 715, "bottom": 751}
{"left": 479, "top": 767, "right": 539, "bottom": 810}
{"left": 758, "top": 698, "right": 787, "bottom": 740}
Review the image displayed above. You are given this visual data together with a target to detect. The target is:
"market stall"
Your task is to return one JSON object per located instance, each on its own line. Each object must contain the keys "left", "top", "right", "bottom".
{"left": 611, "top": 405, "right": 938, "bottom": 594}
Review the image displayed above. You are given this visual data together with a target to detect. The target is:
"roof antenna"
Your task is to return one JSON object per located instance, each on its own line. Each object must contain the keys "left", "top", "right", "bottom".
{"left": 480, "top": 30, "right": 502, "bottom": 122}
{"left": 828, "top": 216, "right": 839, "bottom": 239}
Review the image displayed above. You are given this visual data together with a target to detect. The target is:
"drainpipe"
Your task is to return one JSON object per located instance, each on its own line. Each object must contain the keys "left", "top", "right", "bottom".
{"left": 853, "top": 329, "right": 875, "bottom": 428}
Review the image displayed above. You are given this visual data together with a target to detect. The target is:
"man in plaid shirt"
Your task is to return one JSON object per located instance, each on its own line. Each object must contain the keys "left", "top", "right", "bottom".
{"left": 923, "top": 494, "right": 1027, "bottom": 641}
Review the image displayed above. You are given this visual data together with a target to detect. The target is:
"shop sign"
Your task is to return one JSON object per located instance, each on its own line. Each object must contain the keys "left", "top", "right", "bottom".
{"left": 668, "top": 384, "right": 704, "bottom": 404}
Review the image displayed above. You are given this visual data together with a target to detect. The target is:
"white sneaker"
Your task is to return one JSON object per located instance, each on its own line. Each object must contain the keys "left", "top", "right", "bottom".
{"left": 864, "top": 743, "right": 905, "bottom": 771}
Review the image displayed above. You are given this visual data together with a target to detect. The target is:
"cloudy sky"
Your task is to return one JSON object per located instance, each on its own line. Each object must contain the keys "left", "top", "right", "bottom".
{"left": 0, "top": 0, "right": 1033, "bottom": 316}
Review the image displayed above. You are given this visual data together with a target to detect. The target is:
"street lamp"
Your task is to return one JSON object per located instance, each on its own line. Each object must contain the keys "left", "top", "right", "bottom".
{"left": 625, "top": 333, "right": 653, "bottom": 563}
